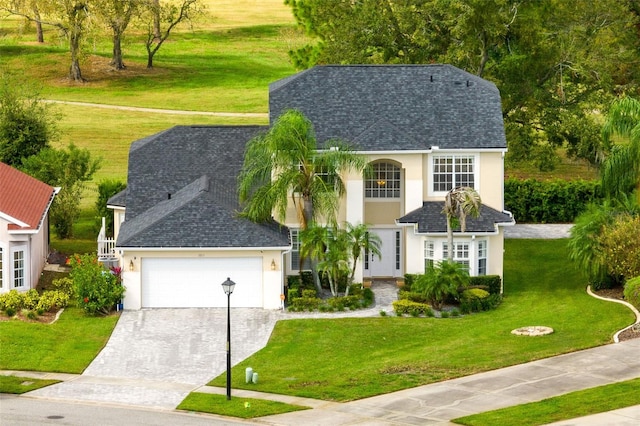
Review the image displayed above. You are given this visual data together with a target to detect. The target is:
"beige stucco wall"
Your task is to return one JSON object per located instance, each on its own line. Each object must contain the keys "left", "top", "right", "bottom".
{"left": 478, "top": 152, "right": 505, "bottom": 210}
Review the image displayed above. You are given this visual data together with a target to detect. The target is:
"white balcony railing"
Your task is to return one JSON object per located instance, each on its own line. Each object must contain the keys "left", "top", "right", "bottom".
{"left": 97, "top": 217, "right": 117, "bottom": 260}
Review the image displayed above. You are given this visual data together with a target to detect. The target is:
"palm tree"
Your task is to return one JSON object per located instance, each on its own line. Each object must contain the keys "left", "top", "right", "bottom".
{"left": 300, "top": 224, "right": 350, "bottom": 297}
{"left": 413, "top": 260, "right": 469, "bottom": 310}
{"left": 345, "top": 222, "right": 381, "bottom": 285}
{"left": 443, "top": 187, "right": 481, "bottom": 261}
{"left": 601, "top": 96, "right": 640, "bottom": 202}
{"left": 238, "top": 109, "right": 368, "bottom": 230}
{"left": 238, "top": 110, "right": 368, "bottom": 292}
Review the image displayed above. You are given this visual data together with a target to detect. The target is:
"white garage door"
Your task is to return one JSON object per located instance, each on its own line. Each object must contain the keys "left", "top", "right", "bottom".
{"left": 141, "top": 257, "right": 263, "bottom": 308}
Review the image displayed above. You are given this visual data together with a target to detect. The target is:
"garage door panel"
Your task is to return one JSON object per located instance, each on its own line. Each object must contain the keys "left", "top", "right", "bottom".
{"left": 141, "top": 257, "right": 262, "bottom": 308}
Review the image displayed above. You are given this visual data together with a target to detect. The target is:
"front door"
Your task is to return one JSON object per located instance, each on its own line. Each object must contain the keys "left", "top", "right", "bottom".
{"left": 365, "top": 229, "right": 401, "bottom": 278}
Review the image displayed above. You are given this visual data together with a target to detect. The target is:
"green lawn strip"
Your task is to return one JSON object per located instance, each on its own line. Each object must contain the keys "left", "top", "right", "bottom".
{"left": 0, "top": 307, "right": 120, "bottom": 373}
{"left": 451, "top": 378, "right": 640, "bottom": 426}
{"left": 207, "top": 240, "right": 633, "bottom": 402}
{"left": 177, "top": 392, "right": 309, "bottom": 419}
{"left": 0, "top": 375, "right": 61, "bottom": 394}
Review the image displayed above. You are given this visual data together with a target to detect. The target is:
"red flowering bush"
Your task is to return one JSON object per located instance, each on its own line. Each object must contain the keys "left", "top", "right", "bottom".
{"left": 69, "top": 253, "right": 125, "bottom": 316}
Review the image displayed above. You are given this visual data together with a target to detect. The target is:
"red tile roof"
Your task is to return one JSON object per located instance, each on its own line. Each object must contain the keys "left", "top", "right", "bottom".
{"left": 0, "top": 162, "right": 56, "bottom": 232}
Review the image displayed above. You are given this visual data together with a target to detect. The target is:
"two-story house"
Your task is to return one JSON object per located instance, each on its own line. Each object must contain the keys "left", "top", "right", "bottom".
{"left": 108, "top": 64, "right": 514, "bottom": 309}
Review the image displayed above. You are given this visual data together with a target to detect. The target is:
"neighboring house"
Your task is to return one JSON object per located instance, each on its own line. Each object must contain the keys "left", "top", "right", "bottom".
{"left": 0, "top": 162, "right": 58, "bottom": 294}
{"left": 108, "top": 64, "right": 514, "bottom": 310}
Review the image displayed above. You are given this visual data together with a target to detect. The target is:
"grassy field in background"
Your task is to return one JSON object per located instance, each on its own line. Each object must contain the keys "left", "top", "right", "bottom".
{"left": 206, "top": 240, "right": 633, "bottom": 402}
{"left": 0, "top": 0, "right": 597, "bottom": 250}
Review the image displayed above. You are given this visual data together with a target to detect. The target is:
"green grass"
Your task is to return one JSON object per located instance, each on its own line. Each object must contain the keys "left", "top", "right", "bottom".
{"left": 0, "top": 375, "right": 61, "bottom": 394}
{"left": 177, "top": 392, "right": 309, "bottom": 419}
{"left": 206, "top": 240, "right": 633, "bottom": 402}
{"left": 452, "top": 378, "right": 640, "bottom": 426}
{"left": 0, "top": 307, "right": 120, "bottom": 373}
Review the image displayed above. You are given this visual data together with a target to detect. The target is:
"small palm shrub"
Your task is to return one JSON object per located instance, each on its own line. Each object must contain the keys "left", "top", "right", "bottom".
{"left": 624, "top": 276, "right": 640, "bottom": 309}
{"left": 412, "top": 260, "right": 469, "bottom": 310}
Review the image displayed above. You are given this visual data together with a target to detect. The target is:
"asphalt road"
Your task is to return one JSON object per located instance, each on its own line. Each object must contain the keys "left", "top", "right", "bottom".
{"left": 0, "top": 394, "right": 256, "bottom": 426}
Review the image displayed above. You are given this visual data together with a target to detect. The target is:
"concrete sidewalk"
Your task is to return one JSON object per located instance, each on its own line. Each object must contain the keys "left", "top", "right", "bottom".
{"left": 5, "top": 339, "right": 639, "bottom": 425}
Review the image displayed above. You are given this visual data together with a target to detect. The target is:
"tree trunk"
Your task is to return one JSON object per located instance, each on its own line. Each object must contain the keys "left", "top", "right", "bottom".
{"left": 32, "top": 6, "right": 44, "bottom": 43}
{"left": 69, "top": 32, "right": 84, "bottom": 81}
{"left": 446, "top": 216, "right": 454, "bottom": 261}
{"left": 111, "top": 31, "right": 125, "bottom": 69}
{"left": 152, "top": 0, "right": 161, "bottom": 41}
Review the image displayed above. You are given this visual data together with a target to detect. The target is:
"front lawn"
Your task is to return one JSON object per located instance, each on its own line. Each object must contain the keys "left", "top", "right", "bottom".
{"left": 178, "top": 393, "right": 309, "bottom": 419}
{"left": 452, "top": 377, "right": 640, "bottom": 426}
{"left": 0, "top": 307, "right": 119, "bottom": 373}
{"left": 207, "top": 239, "right": 634, "bottom": 401}
{"left": 0, "top": 375, "right": 61, "bottom": 394}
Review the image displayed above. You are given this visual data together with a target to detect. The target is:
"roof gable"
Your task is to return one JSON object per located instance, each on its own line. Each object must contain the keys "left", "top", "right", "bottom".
{"left": 119, "top": 126, "right": 290, "bottom": 249}
{"left": 397, "top": 201, "right": 514, "bottom": 234}
{"left": 269, "top": 64, "right": 506, "bottom": 151}
{"left": 0, "top": 162, "right": 56, "bottom": 231}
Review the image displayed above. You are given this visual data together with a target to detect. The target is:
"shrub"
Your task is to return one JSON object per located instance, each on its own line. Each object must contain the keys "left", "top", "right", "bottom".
{"left": 412, "top": 261, "right": 469, "bottom": 310}
{"left": 24, "top": 309, "right": 38, "bottom": 320}
{"left": 403, "top": 273, "right": 419, "bottom": 291}
{"left": 505, "top": 178, "right": 602, "bottom": 223}
{"left": 288, "top": 296, "right": 322, "bottom": 311}
{"left": 398, "top": 290, "right": 431, "bottom": 304}
{"left": 51, "top": 277, "right": 75, "bottom": 298}
{"left": 392, "top": 299, "right": 433, "bottom": 316}
{"left": 69, "top": 253, "right": 125, "bottom": 316}
{"left": 624, "top": 276, "right": 640, "bottom": 310}
{"left": 0, "top": 290, "right": 25, "bottom": 312}
{"left": 469, "top": 275, "right": 502, "bottom": 295}
{"left": 23, "top": 289, "right": 40, "bottom": 310}
{"left": 301, "top": 289, "right": 317, "bottom": 298}
{"left": 462, "top": 288, "right": 490, "bottom": 299}
{"left": 440, "top": 310, "right": 450, "bottom": 318}
{"left": 362, "top": 287, "right": 374, "bottom": 306}
{"left": 96, "top": 179, "right": 126, "bottom": 236}
{"left": 5, "top": 307, "right": 16, "bottom": 317}
{"left": 37, "top": 290, "right": 70, "bottom": 312}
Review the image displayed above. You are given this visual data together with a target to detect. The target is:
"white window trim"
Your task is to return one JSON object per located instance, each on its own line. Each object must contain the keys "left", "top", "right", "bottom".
{"left": 289, "top": 229, "right": 312, "bottom": 272}
{"left": 10, "top": 245, "right": 28, "bottom": 289}
{"left": 0, "top": 245, "right": 5, "bottom": 290}
{"left": 365, "top": 162, "right": 402, "bottom": 200}
{"left": 423, "top": 238, "right": 488, "bottom": 276}
{"left": 428, "top": 153, "right": 479, "bottom": 197}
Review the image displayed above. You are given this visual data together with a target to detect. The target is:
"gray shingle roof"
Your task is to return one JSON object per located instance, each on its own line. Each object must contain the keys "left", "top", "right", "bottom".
{"left": 107, "top": 189, "right": 126, "bottom": 207}
{"left": 397, "top": 202, "right": 514, "bottom": 234}
{"left": 269, "top": 64, "right": 506, "bottom": 151}
{"left": 117, "top": 126, "right": 290, "bottom": 249}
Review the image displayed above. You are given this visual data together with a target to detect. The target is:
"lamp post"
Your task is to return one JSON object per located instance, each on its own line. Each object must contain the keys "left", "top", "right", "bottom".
{"left": 221, "top": 277, "right": 236, "bottom": 400}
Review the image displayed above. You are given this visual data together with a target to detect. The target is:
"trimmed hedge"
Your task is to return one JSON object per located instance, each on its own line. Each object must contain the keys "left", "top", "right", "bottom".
{"left": 505, "top": 178, "right": 602, "bottom": 223}
{"left": 392, "top": 299, "right": 434, "bottom": 317}
{"left": 469, "top": 275, "right": 502, "bottom": 295}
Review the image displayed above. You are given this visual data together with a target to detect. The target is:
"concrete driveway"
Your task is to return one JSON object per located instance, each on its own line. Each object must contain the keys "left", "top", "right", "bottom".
{"left": 30, "top": 308, "right": 280, "bottom": 409}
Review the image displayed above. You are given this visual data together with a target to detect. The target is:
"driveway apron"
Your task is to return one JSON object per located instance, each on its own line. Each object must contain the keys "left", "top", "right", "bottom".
{"left": 29, "top": 308, "right": 280, "bottom": 409}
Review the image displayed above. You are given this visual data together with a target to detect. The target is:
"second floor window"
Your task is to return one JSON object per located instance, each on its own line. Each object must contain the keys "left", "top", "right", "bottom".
{"left": 365, "top": 162, "right": 401, "bottom": 198}
{"left": 432, "top": 155, "right": 475, "bottom": 192}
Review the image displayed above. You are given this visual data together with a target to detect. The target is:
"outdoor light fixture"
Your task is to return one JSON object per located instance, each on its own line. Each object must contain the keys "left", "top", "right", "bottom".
{"left": 129, "top": 260, "right": 134, "bottom": 272}
{"left": 271, "top": 259, "right": 276, "bottom": 270}
{"left": 377, "top": 180, "right": 386, "bottom": 186}
{"left": 221, "top": 277, "right": 236, "bottom": 400}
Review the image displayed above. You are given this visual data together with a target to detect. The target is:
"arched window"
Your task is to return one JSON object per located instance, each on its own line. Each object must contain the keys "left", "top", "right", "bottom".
{"left": 365, "top": 162, "right": 401, "bottom": 198}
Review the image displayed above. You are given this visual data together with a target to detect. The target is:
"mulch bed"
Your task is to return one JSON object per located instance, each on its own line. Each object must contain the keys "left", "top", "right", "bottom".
{"left": 0, "top": 310, "right": 60, "bottom": 324}
{"left": 593, "top": 287, "right": 640, "bottom": 342}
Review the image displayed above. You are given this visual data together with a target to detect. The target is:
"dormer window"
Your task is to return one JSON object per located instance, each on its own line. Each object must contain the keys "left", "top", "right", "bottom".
{"left": 365, "top": 162, "right": 401, "bottom": 198}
